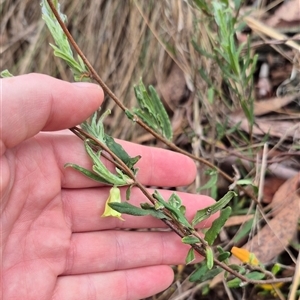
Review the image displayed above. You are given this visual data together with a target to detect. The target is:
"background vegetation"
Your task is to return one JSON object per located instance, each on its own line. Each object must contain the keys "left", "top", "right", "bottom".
{"left": 2, "top": 0, "right": 300, "bottom": 299}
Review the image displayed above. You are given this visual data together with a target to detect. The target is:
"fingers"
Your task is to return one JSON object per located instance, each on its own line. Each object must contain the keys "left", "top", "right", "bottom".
{"left": 63, "top": 230, "right": 202, "bottom": 276}
{"left": 62, "top": 187, "right": 216, "bottom": 232}
{"left": 54, "top": 266, "right": 174, "bottom": 300}
{"left": 47, "top": 134, "right": 196, "bottom": 188}
{"left": 1, "top": 74, "right": 103, "bottom": 154}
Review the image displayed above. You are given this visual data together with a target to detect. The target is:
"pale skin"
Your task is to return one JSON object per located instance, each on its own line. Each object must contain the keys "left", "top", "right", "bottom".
{"left": 1, "top": 74, "right": 216, "bottom": 300}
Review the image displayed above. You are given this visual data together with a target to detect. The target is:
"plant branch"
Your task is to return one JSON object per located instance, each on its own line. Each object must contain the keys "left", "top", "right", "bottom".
{"left": 46, "top": 0, "right": 259, "bottom": 205}
{"left": 45, "top": 0, "right": 289, "bottom": 286}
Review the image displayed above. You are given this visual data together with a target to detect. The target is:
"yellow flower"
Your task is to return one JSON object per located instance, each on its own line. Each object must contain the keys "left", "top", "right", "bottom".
{"left": 231, "top": 246, "right": 260, "bottom": 266}
{"left": 259, "top": 282, "right": 284, "bottom": 291}
{"left": 101, "top": 186, "right": 124, "bottom": 220}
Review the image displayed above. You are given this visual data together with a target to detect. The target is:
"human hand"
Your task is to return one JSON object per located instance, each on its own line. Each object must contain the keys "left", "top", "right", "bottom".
{"left": 1, "top": 74, "right": 216, "bottom": 300}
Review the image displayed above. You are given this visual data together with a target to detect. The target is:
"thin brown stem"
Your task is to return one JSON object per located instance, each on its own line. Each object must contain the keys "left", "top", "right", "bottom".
{"left": 46, "top": 0, "right": 259, "bottom": 205}
{"left": 45, "top": 0, "right": 289, "bottom": 285}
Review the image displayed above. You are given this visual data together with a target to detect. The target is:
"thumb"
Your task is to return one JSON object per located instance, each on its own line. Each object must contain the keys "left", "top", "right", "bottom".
{"left": 0, "top": 73, "right": 104, "bottom": 154}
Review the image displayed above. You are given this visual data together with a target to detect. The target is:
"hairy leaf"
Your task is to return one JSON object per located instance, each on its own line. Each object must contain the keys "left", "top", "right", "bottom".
{"left": 186, "top": 248, "right": 196, "bottom": 264}
{"left": 205, "top": 207, "right": 232, "bottom": 245}
{"left": 109, "top": 202, "right": 167, "bottom": 219}
{"left": 192, "top": 191, "right": 236, "bottom": 226}
{"left": 131, "top": 79, "right": 173, "bottom": 140}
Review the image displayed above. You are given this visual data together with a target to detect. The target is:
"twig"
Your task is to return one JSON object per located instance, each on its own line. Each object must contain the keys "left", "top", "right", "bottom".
{"left": 45, "top": 0, "right": 292, "bottom": 286}
{"left": 45, "top": 0, "right": 259, "bottom": 205}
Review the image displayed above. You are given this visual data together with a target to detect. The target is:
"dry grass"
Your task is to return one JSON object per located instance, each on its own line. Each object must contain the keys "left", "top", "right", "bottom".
{"left": 2, "top": 0, "right": 299, "bottom": 299}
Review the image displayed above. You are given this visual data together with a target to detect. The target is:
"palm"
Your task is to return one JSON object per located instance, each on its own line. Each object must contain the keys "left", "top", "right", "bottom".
{"left": 3, "top": 135, "right": 76, "bottom": 299}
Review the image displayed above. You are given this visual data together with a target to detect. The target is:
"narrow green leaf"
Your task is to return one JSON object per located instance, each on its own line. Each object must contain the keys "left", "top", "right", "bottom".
{"left": 190, "top": 263, "right": 209, "bottom": 282}
{"left": 104, "top": 134, "right": 141, "bottom": 171}
{"left": 132, "top": 79, "right": 173, "bottom": 140}
{"left": 108, "top": 202, "right": 167, "bottom": 219}
{"left": 186, "top": 248, "right": 196, "bottom": 264}
{"left": 236, "top": 179, "right": 253, "bottom": 185}
{"left": 192, "top": 40, "right": 215, "bottom": 59}
{"left": 66, "top": 139, "right": 132, "bottom": 186}
{"left": 204, "top": 207, "right": 232, "bottom": 245}
{"left": 64, "top": 163, "right": 111, "bottom": 184}
{"left": 153, "top": 191, "right": 192, "bottom": 229}
{"left": 192, "top": 191, "right": 236, "bottom": 226}
{"left": 41, "top": 0, "right": 87, "bottom": 78}
{"left": 1, "top": 69, "right": 13, "bottom": 77}
{"left": 200, "top": 268, "right": 222, "bottom": 281}
{"left": 197, "top": 172, "right": 218, "bottom": 192}
{"left": 125, "top": 185, "right": 133, "bottom": 201}
{"left": 182, "top": 236, "right": 200, "bottom": 245}
{"left": 206, "top": 247, "right": 214, "bottom": 269}
{"left": 232, "top": 218, "right": 254, "bottom": 243}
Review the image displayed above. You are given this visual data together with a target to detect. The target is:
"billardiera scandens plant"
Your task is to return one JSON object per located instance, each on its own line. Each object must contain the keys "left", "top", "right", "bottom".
{"left": 65, "top": 139, "right": 134, "bottom": 219}
{"left": 65, "top": 139, "right": 134, "bottom": 187}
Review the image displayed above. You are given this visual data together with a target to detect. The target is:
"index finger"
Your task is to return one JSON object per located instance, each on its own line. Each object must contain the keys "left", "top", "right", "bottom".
{"left": 1, "top": 73, "right": 103, "bottom": 155}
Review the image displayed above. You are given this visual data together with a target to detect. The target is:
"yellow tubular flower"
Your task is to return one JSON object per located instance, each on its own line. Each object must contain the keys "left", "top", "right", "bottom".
{"left": 101, "top": 186, "right": 124, "bottom": 220}
{"left": 259, "top": 282, "right": 284, "bottom": 291}
{"left": 231, "top": 246, "right": 260, "bottom": 266}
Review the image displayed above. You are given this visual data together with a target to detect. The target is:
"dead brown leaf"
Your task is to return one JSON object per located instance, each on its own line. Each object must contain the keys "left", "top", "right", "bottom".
{"left": 237, "top": 173, "right": 300, "bottom": 263}
{"left": 229, "top": 113, "right": 300, "bottom": 139}
{"left": 224, "top": 214, "right": 254, "bottom": 227}
{"left": 253, "top": 94, "right": 299, "bottom": 116}
{"left": 266, "top": 0, "right": 300, "bottom": 27}
{"left": 211, "top": 173, "right": 300, "bottom": 288}
{"left": 262, "top": 177, "right": 286, "bottom": 204}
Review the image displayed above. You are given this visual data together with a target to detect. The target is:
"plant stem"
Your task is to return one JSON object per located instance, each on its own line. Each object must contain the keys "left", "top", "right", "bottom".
{"left": 46, "top": 0, "right": 259, "bottom": 205}
{"left": 45, "top": 0, "right": 290, "bottom": 285}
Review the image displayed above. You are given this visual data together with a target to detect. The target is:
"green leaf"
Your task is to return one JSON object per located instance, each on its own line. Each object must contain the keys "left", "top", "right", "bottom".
{"left": 80, "top": 109, "right": 109, "bottom": 143}
{"left": 65, "top": 140, "right": 133, "bottom": 186}
{"left": 186, "top": 248, "right": 196, "bottom": 264}
{"left": 41, "top": 0, "right": 87, "bottom": 78}
{"left": 216, "top": 246, "right": 231, "bottom": 262}
{"left": 104, "top": 134, "right": 141, "bottom": 171}
{"left": 192, "top": 191, "right": 236, "bottom": 226}
{"left": 197, "top": 171, "right": 218, "bottom": 192}
{"left": 64, "top": 163, "right": 111, "bottom": 184}
{"left": 182, "top": 236, "right": 200, "bottom": 245}
{"left": 245, "top": 271, "right": 265, "bottom": 280}
{"left": 218, "top": 252, "right": 231, "bottom": 262}
{"left": 227, "top": 271, "right": 265, "bottom": 288}
{"left": 125, "top": 185, "right": 133, "bottom": 200}
{"left": 232, "top": 218, "right": 254, "bottom": 243}
{"left": 271, "top": 264, "right": 281, "bottom": 276}
{"left": 190, "top": 263, "right": 209, "bottom": 282}
{"left": 153, "top": 191, "right": 192, "bottom": 229}
{"left": 108, "top": 202, "right": 167, "bottom": 219}
{"left": 206, "top": 247, "right": 214, "bottom": 269}
{"left": 201, "top": 268, "right": 223, "bottom": 281}
{"left": 227, "top": 277, "right": 242, "bottom": 288}
{"left": 132, "top": 79, "right": 173, "bottom": 140}
{"left": 204, "top": 207, "right": 232, "bottom": 245}
{"left": 80, "top": 110, "right": 140, "bottom": 174}
{"left": 84, "top": 140, "right": 132, "bottom": 186}
{"left": 1, "top": 69, "right": 13, "bottom": 77}
{"left": 228, "top": 264, "right": 246, "bottom": 274}
{"left": 236, "top": 179, "right": 254, "bottom": 185}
